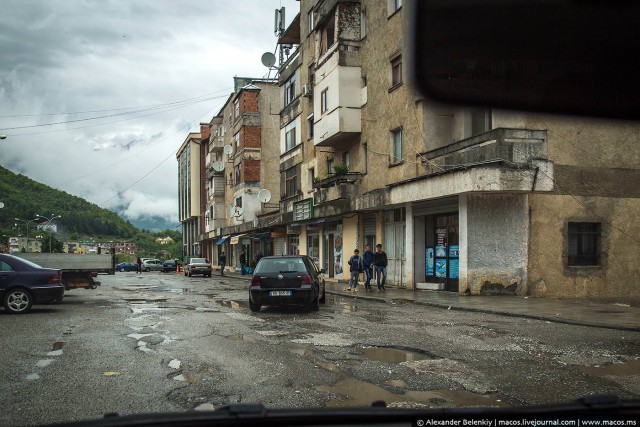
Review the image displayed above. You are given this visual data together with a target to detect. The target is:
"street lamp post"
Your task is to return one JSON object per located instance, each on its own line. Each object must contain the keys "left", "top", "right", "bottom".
{"left": 14, "top": 217, "right": 39, "bottom": 252}
{"left": 36, "top": 214, "right": 61, "bottom": 253}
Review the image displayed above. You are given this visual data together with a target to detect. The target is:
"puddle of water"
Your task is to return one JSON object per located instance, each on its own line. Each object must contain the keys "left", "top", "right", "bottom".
{"left": 360, "top": 347, "right": 432, "bottom": 363}
{"left": 256, "top": 330, "right": 289, "bottom": 337}
{"left": 317, "top": 378, "right": 508, "bottom": 408}
{"left": 316, "top": 361, "right": 341, "bottom": 373}
{"left": 168, "top": 359, "right": 182, "bottom": 369}
{"left": 581, "top": 359, "right": 640, "bottom": 376}
{"left": 26, "top": 373, "right": 41, "bottom": 381}
{"left": 173, "top": 373, "right": 197, "bottom": 383}
{"left": 52, "top": 342, "right": 65, "bottom": 350}
{"left": 290, "top": 344, "right": 314, "bottom": 357}
{"left": 36, "top": 359, "right": 55, "bottom": 368}
{"left": 128, "top": 333, "right": 154, "bottom": 340}
{"left": 47, "top": 349, "right": 63, "bottom": 356}
{"left": 386, "top": 379, "right": 407, "bottom": 388}
{"left": 228, "top": 334, "right": 258, "bottom": 343}
{"left": 195, "top": 403, "right": 215, "bottom": 411}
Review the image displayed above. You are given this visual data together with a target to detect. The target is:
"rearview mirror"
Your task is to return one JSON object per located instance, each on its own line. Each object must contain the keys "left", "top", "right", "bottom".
{"left": 409, "top": 1, "right": 640, "bottom": 120}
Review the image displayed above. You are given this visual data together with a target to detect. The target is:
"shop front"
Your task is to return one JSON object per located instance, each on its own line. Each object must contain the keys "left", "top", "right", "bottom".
{"left": 323, "top": 220, "right": 343, "bottom": 279}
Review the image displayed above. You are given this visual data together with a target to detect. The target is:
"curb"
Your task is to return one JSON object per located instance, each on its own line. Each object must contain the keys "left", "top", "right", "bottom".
{"left": 325, "top": 290, "right": 640, "bottom": 333}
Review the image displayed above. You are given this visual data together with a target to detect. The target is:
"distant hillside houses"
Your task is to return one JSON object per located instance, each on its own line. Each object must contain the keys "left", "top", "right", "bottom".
{"left": 155, "top": 236, "right": 174, "bottom": 245}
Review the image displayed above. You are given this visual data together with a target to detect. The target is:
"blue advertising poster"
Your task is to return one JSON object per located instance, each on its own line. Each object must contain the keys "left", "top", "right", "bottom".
{"left": 449, "top": 258, "right": 459, "bottom": 279}
{"left": 435, "top": 259, "right": 447, "bottom": 278}
{"left": 435, "top": 245, "right": 447, "bottom": 257}
{"left": 426, "top": 248, "right": 434, "bottom": 276}
{"left": 449, "top": 245, "right": 459, "bottom": 257}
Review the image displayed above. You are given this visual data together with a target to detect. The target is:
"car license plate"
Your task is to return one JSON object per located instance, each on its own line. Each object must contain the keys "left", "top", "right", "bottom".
{"left": 269, "top": 291, "right": 292, "bottom": 297}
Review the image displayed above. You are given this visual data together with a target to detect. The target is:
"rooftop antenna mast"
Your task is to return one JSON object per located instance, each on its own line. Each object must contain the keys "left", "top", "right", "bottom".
{"left": 274, "top": 7, "right": 286, "bottom": 66}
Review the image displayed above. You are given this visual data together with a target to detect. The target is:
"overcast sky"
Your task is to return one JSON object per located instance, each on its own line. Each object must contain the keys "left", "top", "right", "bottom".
{"left": 0, "top": 0, "right": 298, "bottom": 226}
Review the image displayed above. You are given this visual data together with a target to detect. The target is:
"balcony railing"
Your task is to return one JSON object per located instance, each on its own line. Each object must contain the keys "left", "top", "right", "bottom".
{"left": 419, "top": 128, "right": 548, "bottom": 174}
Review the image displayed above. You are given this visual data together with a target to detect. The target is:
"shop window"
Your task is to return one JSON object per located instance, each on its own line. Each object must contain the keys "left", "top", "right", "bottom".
{"left": 568, "top": 222, "right": 601, "bottom": 266}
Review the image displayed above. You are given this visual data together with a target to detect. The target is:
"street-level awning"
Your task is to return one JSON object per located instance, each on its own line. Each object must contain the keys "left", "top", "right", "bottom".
{"left": 216, "top": 235, "right": 230, "bottom": 245}
{"left": 229, "top": 234, "right": 247, "bottom": 245}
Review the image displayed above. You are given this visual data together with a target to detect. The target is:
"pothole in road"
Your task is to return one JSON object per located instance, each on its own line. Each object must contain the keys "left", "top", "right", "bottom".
{"left": 581, "top": 359, "right": 640, "bottom": 376}
{"left": 359, "top": 346, "right": 437, "bottom": 363}
{"left": 208, "top": 297, "right": 249, "bottom": 309}
{"left": 316, "top": 378, "right": 508, "bottom": 408}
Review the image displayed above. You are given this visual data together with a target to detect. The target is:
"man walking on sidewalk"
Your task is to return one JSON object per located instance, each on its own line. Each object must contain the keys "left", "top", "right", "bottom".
{"left": 239, "top": 250, "right": 247, "bottom": 275}
{"left": 362, "top": 244, "right": 374, "bottom": 291}
{"left": 346, "top": 248, "right": 363, "bottom": 292}
{"left": 219, "top": 252, "right": 227, "bottom": 276}
{"left": 373, "top": 243, "right": 387, "bottom": 290}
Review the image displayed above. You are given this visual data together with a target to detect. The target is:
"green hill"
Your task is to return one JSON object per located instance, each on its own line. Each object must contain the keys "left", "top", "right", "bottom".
{"left": 0, "top": 165, "right": 139, "bottom": 240}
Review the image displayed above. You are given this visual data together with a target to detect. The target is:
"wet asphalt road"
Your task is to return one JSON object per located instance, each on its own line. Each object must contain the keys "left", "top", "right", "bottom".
{"left": 1, "top": 272, "right": 639, "bottom": 426}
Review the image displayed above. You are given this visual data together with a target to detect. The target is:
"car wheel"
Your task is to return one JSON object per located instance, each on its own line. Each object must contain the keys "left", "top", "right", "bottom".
{"left": 319, "top": 287, "right": 326, "bottom": 304}
{"left": 3, "top": 288, "right": 33, "bottom": 314}
{"left": 145, "top": 267, "right": 151, "bottom": 272}
{"left": 309, "top": 293, "right": 320, "bottom": 312}
{"left": 249, "top": 300, "right": 261, "bottom": 312}
{"left": 120, "top": 267, "right": 125, "bottom": 272}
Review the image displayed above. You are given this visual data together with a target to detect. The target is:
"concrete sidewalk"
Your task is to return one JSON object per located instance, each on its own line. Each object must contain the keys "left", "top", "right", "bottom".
{"left": 219, "top": 269, "right": 640, "bottom": 332}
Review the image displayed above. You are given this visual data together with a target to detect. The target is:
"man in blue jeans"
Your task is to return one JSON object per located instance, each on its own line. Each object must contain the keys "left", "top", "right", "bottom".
{"left": 373, "top": 243, "right": 388, "bottom": 290}
{"left": 362, "top": 244, "right": 375, "bottom": 291}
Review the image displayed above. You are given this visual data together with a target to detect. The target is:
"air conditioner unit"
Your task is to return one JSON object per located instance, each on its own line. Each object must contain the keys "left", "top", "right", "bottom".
{"left": 302, "top": 84, "right": 313, "bottom": 98}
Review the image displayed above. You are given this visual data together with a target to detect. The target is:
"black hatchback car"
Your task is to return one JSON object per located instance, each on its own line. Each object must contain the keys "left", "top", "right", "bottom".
{"left": 0, "top": 254, "right": 64, "bottom": 314}
{"left": 249, "top": 255, "right": 325, "bottom": 312}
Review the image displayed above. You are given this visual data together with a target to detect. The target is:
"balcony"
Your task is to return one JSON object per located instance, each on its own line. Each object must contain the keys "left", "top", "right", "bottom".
{"left": 209, "top": 136, "right": 225, "bottom": 151}
{"left": 419, "top": 128, "right": 548, "bottom": 174}
{"left": 312, "top": 172, "right": 361, "bottom": 208}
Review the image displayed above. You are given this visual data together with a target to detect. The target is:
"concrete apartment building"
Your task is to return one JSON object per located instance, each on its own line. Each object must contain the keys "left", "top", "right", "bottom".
{"left": 197, "top": 78, "right": 281, "bottom": 268}
{"left": 180, "top": 0, "right": 639, "bottom": 298}
{"left": 177, "top": 131, "right": 203, "bottom": 260}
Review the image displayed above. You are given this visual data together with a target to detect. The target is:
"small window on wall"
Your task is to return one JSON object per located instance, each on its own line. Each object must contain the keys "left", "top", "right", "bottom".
{"left": 320, "top": 88, "right": 328, "bottom": 113}
{"left": 362, "top": 143, "right": 368, "bottom": 173}
{"left": 388, "top": 0, "right": 402, "bottom": 15}
{"left": 234, "top": 99, "right": 239, "bottom": 118}
{"left": 235, "top": 196, "right": 243, "bottom": 208}
{"left": 390, "top": 53, "right": 403, "bottom": 88}
{"left": 568, "top": 222, "right": 601, "bottom": 266}
{"left": 390, "top": 128, "right": 403, "bottom": 165}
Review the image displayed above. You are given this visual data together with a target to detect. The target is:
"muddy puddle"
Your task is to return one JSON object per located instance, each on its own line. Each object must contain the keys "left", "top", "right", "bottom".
{"left": 581, "top": 359, "right": 640, "bottom": 376}
{"left": 316, "top": 377, "right": 507, "bottom": 408}
{"left": 360, "top": 346, "right": 433, "bottom": 363}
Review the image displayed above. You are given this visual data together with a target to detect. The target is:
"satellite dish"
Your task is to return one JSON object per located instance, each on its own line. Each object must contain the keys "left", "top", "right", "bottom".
{"left": 258, "top": 189, "right": 272, "bottom": 203}
{"left": 223, "top": 144, "right": 233, "bottom": 155}
{"left": 212, "top": 161, "right": 225, "bottom": 172}
{"left": 261, "top": 52, "right": 276, "bottom": 68}
{"left": 0, "top": 202, "right": 4, "bottom": 209}
{"left": 235, "top": 207, "right": 244, "bottom": 217}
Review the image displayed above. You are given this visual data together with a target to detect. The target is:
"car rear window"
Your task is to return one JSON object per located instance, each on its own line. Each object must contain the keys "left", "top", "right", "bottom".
{"left": 254, "top": 258, "right": 307, "bottom": 274}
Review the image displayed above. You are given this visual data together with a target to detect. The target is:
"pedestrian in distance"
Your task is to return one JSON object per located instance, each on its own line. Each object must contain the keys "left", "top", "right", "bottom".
{"left": 345, "top": 248, "right": 363, "bottom": 292}
{"left": 373, "top": 243, "right": 388, "bottom": 290}
{"left": 219, "top": 251, "right": 227, "bottom": 276}
{"left": 362, "top": 244, "right": 375, "bottom": 291}
{"left": 239, "top": 250, "right": 247, "bottom": 275}
{"left": 254, "top": 251, "right": 263, "bottom": 267}
{"left": 136, "top": 256, "right": 142, "bottom": 274}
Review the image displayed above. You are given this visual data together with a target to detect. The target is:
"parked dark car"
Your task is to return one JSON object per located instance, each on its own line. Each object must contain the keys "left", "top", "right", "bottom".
{"left": 161, "top": 259, "right": 179, "bottom": 273}
{"left": 184, "top": 257, "right": 212, "bottom": 277}
{"left": 0, "top": 253, "right": 64, "bottom": 314}
{"left": 116, "top": 262, "right": 138, "bottom": 272}
{"left": 249, "top": 255, "right": 326, "bottom": 312}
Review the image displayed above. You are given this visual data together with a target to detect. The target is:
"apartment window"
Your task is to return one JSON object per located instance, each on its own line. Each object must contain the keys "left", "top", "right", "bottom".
{"left": 228, "top": 113, "right": 232, "bottom": 126}
{"left": 568, "top": 223, "right": 601, "bottom": 266}
{"left": 319, "top": 15, "right": 335, "bottom": 55}
{"left": 390, "top": 128, "right": 403, "bottom": 165}
{"left": 294, "top": 199, "right": 313, "bottom": 221}
{"left": 471, "top": 108, "right": 492, "bottom": 136}
{"left": 284, "top": 73, "right": 297, "bottom": 106}
{"left": 234, "top": 99, "right": 239, "bottom": 118}
{"left": 283, "top": 165, "right": 300, "bottom": 198}
{"left": 234, "top": 163, "right": 241, "bottom": 185}
{"left": 285, "top": 122, "right": 297, "bottom": 151}
{"left": 362, "top": 143, "right": 368, "bottom": 174}
{"left": 235, "top": 196, "right": 243, "bottom": 208}
{"left": 307, "top": 114, "right": 314, "bottom": 139}
{"left": 307, "top": 10, "right": 314, "bottom": 34}
{"left": 360, "top": 9, "right": 367, "bottom": 39}
{"left": 388, "top": 0, "right": 402, "bottom": 15}
{"left": 342, "top": 151, "right": 350, "bottom": 169}
{"left": 308, "top": 168, "right": 315, "bottom": 188}
{"left": 320, "top": 88, "right": 328, "bottom": 113}
{"left": 234, "top": 132, "right": 240, "bottom": 148}
{"left": 327, "top": 158, "right": 334, "bottom": 174}
{"left": 390, "top": 53, "right": 403, "bottom": 88}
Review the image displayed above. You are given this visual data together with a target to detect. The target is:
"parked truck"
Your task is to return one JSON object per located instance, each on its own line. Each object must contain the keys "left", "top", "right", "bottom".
{"left": 15, "top": 252, "right": 116, "bottom": 290}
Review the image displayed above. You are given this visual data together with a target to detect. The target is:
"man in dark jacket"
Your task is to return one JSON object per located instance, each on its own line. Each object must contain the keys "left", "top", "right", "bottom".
{"left": 373, "top": 243, "right": 388, "bottom": 290}
{"left": 239, "top": 250, "right": 247, "bottom": 275}
{"left": 219, "top": 252, "right": 227, "bottom": 276}
{"left": 362, "top": 245, "right": 375, "bottom": 291}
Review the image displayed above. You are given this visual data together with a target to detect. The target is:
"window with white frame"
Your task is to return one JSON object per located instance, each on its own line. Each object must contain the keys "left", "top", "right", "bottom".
{"left": 390, "top": 53, "right": 403, "bottom": 88}
{"left": 390, "top": 128, "right": 403, "bottom": 165}
{"left": 285, "top": 121, "right": 297, "bottom": 151}
{"left": 284, "top": 73, "right": 297, "bottom": 106}
{"left": 307, "top": 9, "right": 314, "bottom": 34}
{"left": 388, "top": 0, "right": 402, "bottom": 15}
{"left": 320, "top": 88, "right": 328, "bottom": 113}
